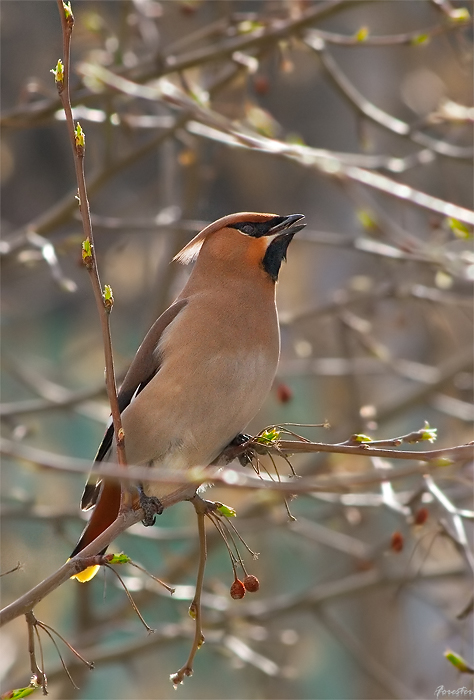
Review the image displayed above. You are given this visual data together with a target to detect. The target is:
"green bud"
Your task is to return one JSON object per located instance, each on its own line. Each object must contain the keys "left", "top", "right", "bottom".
{"left": 106, "top": 552, "right": 130, "bottom": 565}
{"left": 81, "top": 239, "right": 93, "bottom": 267}
{"left": 1, "top": 686, "right": 38, "bottom": 699}
{"left": 50, "top": 59, "right": 64, "bottom": 84}
{"left": 63, "top": 1, "right": 74, "bottom": 20}
{"left": 410, "top": 33, "right": 430, "bottom": 45}
{"left": 215, "top": 502, "right": 237, "bottom": 518}
{"left": 352, "top": 433, "right": 373, "bottom": 443}
{"left": 354, "top": 26, "right": 369, "bottom": 42}
{"left": 286, "top": 132, "right": 306, "bottom": 146}
{"left": 447, "top": 217, "right": 472, "bottom": 239}
{"left": 432, "top": 457, "right": 454, "bottom": 467}
{"left": 444, "top": 649, "right": 474, "bottom": 674}
{"left": 420, "top": 421, "right": 437, "bottom": 443}
{"left": 74, "top": 122, "right": 85, "bottom": 151}
{"left": 189, "top": 85, "right": 209, "bottom": 108}
{"left": 448, "top": 7, "right": 470, "bottom": 22}
{"left": 237, "top": 20, "right": 264, "bottom": 34}
{"left": 256, "top": 427, "right": 280, "bottom": 445}
{"left": 103, "top": 284, "right": 114, "bottom": 311}
{"left": 357, "top": 209, "right": 377, "bottom": 230}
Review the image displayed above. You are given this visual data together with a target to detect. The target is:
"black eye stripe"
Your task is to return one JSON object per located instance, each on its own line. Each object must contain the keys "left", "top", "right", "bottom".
{"left": 228, "top": 216, "right": 286, "bottom": 238}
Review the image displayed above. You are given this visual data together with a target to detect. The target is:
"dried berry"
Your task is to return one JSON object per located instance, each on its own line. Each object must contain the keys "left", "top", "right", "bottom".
{"left": 230, "top": 578, "right": 246, "bottom": 599}
{"left": 414, "top": 508, "right": 428, "bottom": 525}
{"left": 276, "top": 382, "right": 293, "bottom": 403}
{"left": 179, "top": 1, "right": 199, "bottom": 15}
{"left": 253, "top": 75, "right": 270, "bottom": 95}
{"left": 243, "top": 574, "right": 260, "bottom": 592}
{"left": 391, "top": 531, "right": 404, "bottom": 553}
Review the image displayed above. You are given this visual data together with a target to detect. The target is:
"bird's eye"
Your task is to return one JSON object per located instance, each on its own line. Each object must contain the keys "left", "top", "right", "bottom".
{"left": 240, "top": 224, "right": 256, "bottom": 235}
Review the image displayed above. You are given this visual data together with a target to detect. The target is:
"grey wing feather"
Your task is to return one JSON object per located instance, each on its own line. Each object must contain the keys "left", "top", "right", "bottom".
{"left": 80, "top": 299, "right": 188, "bottom": 510}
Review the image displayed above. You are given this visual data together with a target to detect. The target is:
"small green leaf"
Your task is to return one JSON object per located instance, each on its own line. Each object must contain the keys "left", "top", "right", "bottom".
{"left": 189, "top": 85, "right": 209, "bottom": 108}
{"left": 245, "top": 104, "right": 279, "bottom": 138}
{"left": 410, "top": 33, "right": 430, "bottom": 45}
{"left": 103, "top": 284, "right": 114, "bottom": 311}
{"left": 286, "top": 132, "right": 306, "bottom": 146}
{"left": 237, "top": 20, "right": 264, "bottom": 34}
{"left": 63, "top": 1, "right": 74, "bottom": 20}
{"left": 82, "top": 239, "right": 92, "bottom": 256}
{"left": 352, "top": 433, "right": 373, "bottom": 443}
{"left": 106, "top": 552, "right": 131, "bottom": 566}
{"left": 215, "top": 502, "right": 237, "bottom": 518}
{"left": 447, "top": 217, "right": 472, "bottom": 239}
{"left": 356, "top": 209, "right": 377, "bottom": 230}
{"left": 432, "top": 457, "right": 454, "bottom": 467}
{"left": 256, "top": 427, "right": 280, "bottom": 444}
{"left": 420, "top": 421, "right": 437, "bottom": 443}
{"left": 354, "top": 26, "right": 369, "bottom": 42}
{"left": 435, "top": 270, "right": 453, "bottom": 290}
{"left": 448, "top": 7, "right": 470, "bottom": 22}
{"left": 74, "top": 122, "right": 85, "bottom": 149}
{"left": 444, "top": 649, "right": 474, "bottom": 674}
{"left": 50, "top": 59, "right": 64, "bottom": 84}
{"left": 81, "top": 238, "right": 93, "bottom": 266}
{"left": 1, "top": 685, "right": 38, "bottom": 699}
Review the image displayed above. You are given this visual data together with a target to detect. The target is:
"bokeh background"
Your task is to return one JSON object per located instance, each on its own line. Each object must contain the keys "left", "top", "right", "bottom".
{"left": 1, "top": 1, "right": 473, "bottom": 698}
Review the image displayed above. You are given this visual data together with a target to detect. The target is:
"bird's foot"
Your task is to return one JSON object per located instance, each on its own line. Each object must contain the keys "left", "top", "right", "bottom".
{"left": 231, "top": 433, "right": 252, "bottom": 446}
{"left": 231, "top": 433, "right": 253, "bottom": 466}
{"left": 137, "top": 484, "right": 163, "bottom": 526}
{"left": 212, "top": 434, "right": 254, "bottom": 466}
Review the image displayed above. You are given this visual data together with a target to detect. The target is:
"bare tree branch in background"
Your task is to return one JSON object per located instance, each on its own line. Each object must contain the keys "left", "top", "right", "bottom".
{"left": 1, "top": 1, "right": 472, "bottom": 698}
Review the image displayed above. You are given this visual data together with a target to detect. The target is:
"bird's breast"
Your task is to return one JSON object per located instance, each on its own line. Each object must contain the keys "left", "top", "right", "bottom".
{"left": 120, "top": 285, "right": 280, "bottom": 493}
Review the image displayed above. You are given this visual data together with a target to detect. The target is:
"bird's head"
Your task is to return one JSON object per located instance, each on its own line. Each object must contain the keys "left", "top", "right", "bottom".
{"left": 174, "top": 212, "right": 305, "bottom": 281}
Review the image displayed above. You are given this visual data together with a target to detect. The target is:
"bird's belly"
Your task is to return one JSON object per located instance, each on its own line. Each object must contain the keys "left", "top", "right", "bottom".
{"left": 121, "top": 347, "right": 277, "bottom": 499}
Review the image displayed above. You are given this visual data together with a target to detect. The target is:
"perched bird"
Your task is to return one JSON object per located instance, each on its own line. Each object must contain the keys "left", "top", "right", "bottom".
{"left": 70, "top": 211, "right": 305, "bottom": 581}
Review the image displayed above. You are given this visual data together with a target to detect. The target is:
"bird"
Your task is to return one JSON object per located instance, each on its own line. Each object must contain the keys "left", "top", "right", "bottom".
{"left": 69, "top": 211, "right": 305, "bottom": 581}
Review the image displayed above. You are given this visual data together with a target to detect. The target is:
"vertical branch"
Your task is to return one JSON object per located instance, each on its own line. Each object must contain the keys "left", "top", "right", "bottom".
{"left": 26, "top": 611, "right": 47, "bottom": 694}
{"left": 170, "top": 496, "right": 208, "bottom": 686}
{"left": 53, "top": 1, "right": 129, "bottom": 503}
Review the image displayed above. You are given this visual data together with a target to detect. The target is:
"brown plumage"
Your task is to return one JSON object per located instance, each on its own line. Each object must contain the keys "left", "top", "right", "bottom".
{"left": 70, "top": 212, "right": 305, "bottom": 581}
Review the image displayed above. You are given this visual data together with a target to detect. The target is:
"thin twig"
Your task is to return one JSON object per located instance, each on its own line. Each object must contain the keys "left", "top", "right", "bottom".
{"left": 0, "top": 0, "right": 353, "bottom": 129}
{"left": 0, "top": 562, "right": 23, "bottom": 577}
{"left": 25, "top": 611, "right": 47, "bottom": 694}
{"left": 317, "top": 607, "right": 417, "bottom": 699}
{"left": 54, "top": 0, "right": 129, "bottom": 510}
{"left": 170, "top": 495, "right": 208, "bottom": 686}
{"left": 103, "top": 563, "right": 155, "bottom": 633}
{"left": 0, "top": 481, "right": 197, "bottom": 627}
{"left": 305, "top": 34, "right": 473, "bottom": 160}
{"left": 35, "top": 624, "right": 79, "bottom": 691}
{"left": 1, "top": 435, "right": 472, "bottom": 491}
{"left": 77, "top": 61, "right": 474, "bottom": 225}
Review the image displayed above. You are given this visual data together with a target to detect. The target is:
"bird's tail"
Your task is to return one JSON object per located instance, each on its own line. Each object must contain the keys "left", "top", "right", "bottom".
{"left": 69, "top": 480, "right": 122, "bottom": 582}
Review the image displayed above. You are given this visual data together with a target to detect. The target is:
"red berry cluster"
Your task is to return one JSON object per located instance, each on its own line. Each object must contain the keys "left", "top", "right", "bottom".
{"left": 230, "top": 575, "right": 260, "bottom": 599}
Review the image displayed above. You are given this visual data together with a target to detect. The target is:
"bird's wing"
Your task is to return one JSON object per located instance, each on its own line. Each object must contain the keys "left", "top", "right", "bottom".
{"left": 80, "top": 299, "right": 188, "bottom": 510}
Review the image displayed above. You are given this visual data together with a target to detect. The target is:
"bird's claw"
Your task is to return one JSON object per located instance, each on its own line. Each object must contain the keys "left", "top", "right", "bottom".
{"left": 231, "top": 433, "right": 253, "bottom": 465}
{"left": 231, "top": 433, "right": 252, "bottom": 446}
{"left": 138, "top": 485, "right": 163, "bottom": 526}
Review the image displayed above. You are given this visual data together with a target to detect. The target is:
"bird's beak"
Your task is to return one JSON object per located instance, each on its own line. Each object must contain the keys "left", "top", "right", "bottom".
{"left": 268, "top": 214, "right": 306, "bottom": 238}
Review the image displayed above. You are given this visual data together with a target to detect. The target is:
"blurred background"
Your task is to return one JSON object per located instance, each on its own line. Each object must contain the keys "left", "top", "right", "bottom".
{"left": 1, "top": 1, "right": 473, "bottom": 698}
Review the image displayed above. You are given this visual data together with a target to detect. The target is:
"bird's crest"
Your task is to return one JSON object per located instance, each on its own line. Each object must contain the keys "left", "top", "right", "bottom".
{"left": 173, "top": 212, "right": 278, "bottom": 264}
